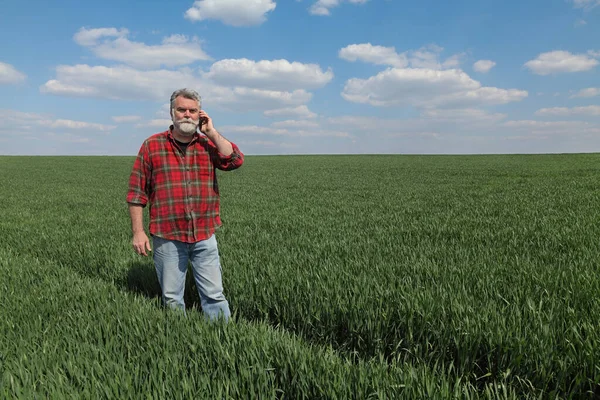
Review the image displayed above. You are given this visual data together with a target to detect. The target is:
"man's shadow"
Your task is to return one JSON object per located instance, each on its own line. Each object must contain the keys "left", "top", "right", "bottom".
{"left": 126, "top": 261, "right": 201, "bottom": 310}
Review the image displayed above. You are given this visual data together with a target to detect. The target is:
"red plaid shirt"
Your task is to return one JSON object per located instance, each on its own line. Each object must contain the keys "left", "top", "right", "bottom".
{"left": 126, "top": 128, "right": 244, "bottom": 243}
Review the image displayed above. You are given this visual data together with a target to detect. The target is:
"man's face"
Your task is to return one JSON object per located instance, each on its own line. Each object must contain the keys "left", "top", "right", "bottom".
{"left": 171, "top": 96, "right": 200, "bottom": 136}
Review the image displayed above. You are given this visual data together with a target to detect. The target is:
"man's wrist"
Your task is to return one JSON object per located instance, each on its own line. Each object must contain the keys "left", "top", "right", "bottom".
{"left": 204, "top": 127, "right": 218, "bottom": 138}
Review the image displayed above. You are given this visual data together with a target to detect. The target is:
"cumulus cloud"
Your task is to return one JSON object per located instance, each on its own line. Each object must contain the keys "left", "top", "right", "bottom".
{"left": 212, "top": 87, "right": 313, "bottom": 110}
{"left": 570, "top": 87, "right": 600, "bottom": 98}
{"left": 40, "top": 64, "right": 314, "bottom": 112}
{"left": 341, "top": 67, "right": 527, "bottom": 108}
{"left": 40, "top": 64, "right": 204, "bottom": 100}
{"left": 185, "top": 0, "right": 276, "bottom": 26}
{"left": 473, "top": 60, "right": 496, "bottom": 73}
{"left": 221, "top": 124, "right": 350, "bottom": 137}
{"left": 409, "top": 45, "right": 455, "bottom": 69}
{"left": 571, "top": 0, "right": 600, "bottom": 10}
{"left": 0, "top": 109, "right": 115, "bottom": 134}
{"left": 325, "top": 110, "right": 506, "bottom": 135}
{"left": 112, "top": 115, "right": 142, "bottom": 123}
{"left": 442, "top": 53, "right": 466, "bottom": 69}
{"left": 41, "top": 119, "right": 116, "bottom": 131}
{"left": 309, "top": 0, "right": 369, "bottom": 16}
{"left": 74, "top": 27, "right": 211, "bottom": 68}
{"left": 270, "top": 119, "right": 320, "bottom": 128}
{"left": 421, "top": 108, "right": 507, "bottom": 123}
{"left": 339, "top": 43, "right": 464, "bottom": 70}
{"left": 0, "top": 62, "right": 26, "bottom": 84}
{"left": 135, "top": 119, "right": 173, "bottom": 128}
{"left": 0, "top": 110, "right": 48, "bottom": 134}
{"left": 503, "top": 119, "right": 600, "bottom": 135}
{"left": 339, "top": 43, "right": 408, "bottom": 67}
{"left": 535, "top": 105, "right": 600, "bottom": 117}
{"left": 73, "top": 27, "right": 129, "bottom": 46}
{"left": 205, "top": 58, "right": 333, "bottom": 91}
{"left": 524, "top": 51, "right": 599, "bottom": 75}
{"left": 264, "top": 105, "right": 317, "bottom": 119}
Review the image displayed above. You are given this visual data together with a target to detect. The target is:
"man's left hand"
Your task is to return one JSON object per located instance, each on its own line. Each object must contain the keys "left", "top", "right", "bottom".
{"left": 199, "top": 110, "right": 215, "bottom": 135}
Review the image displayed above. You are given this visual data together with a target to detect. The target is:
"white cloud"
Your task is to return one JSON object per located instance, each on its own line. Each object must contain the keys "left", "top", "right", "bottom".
{"left": 524, "top": 51, "right": 599, "bottom": 75}
{"left": 45, "top": 132, "right": 92, "bottom": 143}
{"left": 205, "top": 58, "right": 333, "bottom": 91}
{"left": 571, "top": 0, "right": 600, "bottom": 10}
{"left": 570, "top": 87, "right": 600, "bottom": 98}
{"left": 41, "top": 64, "right": 314, "bottom": 112}
{"left": 220, "top": 125, "right": 288, "bottom": 135}
{"left": 74, "top": 27, "right": 211, "bottom": 69}
{"left": 326, "top": 115, "right": 401, "bottom": 131}
{"left": 324, "top": 112, "right": 501, "bottom": 136}
{"left": 156, "top": 103, "right": 172, "bottom": 118}
{"left": 421, "top": 108, "right": 507, "bottom": 123}
{"left": 386, "top": 131, "right": 441, "bottom": 139}
{"left": 41, "top": 119, "right": 116, "bottom": 131}
{"left": 184, "top": 0, "right": 276, "bottom": 26}
{"left": 309, "top": 0, "right": 368, "bottom": 16}
{"left": 73, "top": 27, "right": 129, "bottom": 46}
{"left": 270, "top": 119, "right": 320, "bottom": 128}
{"left": 135, "top": 119, "right": 173, "bottom": 128}
{"left": 264, "top": 105, "right": 317, "bottom": 119}
{"left": 0, "top": 110, "right": 48, "bottom": 134}
{"left": 339, "top": 43, "right": 464, "bottom": 70}
{"left": 221, "top": 124, "right": 350, "bottom": 137}
{"left": 237, "top": 139, "right": 300, "bottom": 149}
{"left": 112, "top": 115, "right": 142, "bottom": 123}
{"left": 339, "top": 43, "right": 408, "bottom": 67}
{"left": 535, "top": 105, "right": 600, "bottom": 116}
{"left": 41, "top": 64, "right": 204, "bottom": 100}
{"left": 503, "top": 119, "right": 600, "bottom": 135}
{"left": 408, "top": 45, "right": 454, "bottom": 69}
{"left": 575, "top": 19, "right": 587, "bottom": 27}
{"left": 341, "top": 67, "right": 527, "bottom": 108}
{"left": 442, "top": 53, "right": 466, "bottom": 69}
{"left": 212, "top": 87, "right": 313, "bottom": 110}
{"left": 473, "top": 60, "right": 496, "bottom": 73}
{"left": 0, "top": 109, "right": 114, "bottom": 135}
{"left": 0, "top": 62, "right": 26, "bottom": 84}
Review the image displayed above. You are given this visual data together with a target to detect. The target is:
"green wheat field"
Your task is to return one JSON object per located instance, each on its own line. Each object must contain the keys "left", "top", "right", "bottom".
{"left": 1, "top": 154, "right": 599, "bottom": 399}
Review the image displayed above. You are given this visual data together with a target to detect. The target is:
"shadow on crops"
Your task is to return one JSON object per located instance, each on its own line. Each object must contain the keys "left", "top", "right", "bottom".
{"left": 125, "top": 261, "right": 201, "bottom": 310}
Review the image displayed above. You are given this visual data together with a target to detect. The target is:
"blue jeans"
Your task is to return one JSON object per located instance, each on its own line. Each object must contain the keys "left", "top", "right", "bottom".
{"left": 152, "top": 234, "right": 230, "bottom": 321}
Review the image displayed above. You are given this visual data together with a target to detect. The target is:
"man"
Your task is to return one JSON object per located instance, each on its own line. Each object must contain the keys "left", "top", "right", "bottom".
{"left": 126, "top": 88, "right": 244, "bottom": 321}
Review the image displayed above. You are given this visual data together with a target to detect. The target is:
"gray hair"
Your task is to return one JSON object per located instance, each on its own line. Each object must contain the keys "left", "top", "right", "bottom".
{"left": 170, "top": 88, "right": 201, "bottom": 112}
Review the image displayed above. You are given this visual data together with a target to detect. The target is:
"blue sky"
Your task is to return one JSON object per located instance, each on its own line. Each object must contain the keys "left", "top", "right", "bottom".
{"left": 1, "top": 0, "right": 599, "bottom": 155}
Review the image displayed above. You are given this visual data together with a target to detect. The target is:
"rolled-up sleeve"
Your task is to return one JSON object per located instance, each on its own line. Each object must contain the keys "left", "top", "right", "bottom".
{"left": 126, "top": 142, "right": 151, "bottom": 206}
{"left": 211, "top": 142, "right": 244, "bottom": 171}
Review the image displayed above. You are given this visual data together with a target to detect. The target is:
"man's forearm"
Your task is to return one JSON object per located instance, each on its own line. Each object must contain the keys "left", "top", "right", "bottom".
{"left": 128, "top": 204, "right": 146, "bottom": 234}
{"left": 205, "top": 128, "right": 233, "bottom": 156}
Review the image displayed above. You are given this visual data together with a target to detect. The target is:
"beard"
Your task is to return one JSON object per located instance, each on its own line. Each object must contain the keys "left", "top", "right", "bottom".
{"left": 173, "top": 118, "right": 198, "bottom": 135}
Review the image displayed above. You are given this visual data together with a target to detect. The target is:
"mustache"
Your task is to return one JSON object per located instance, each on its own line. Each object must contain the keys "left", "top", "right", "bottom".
{"left": 175, "top": 118, "right": 197, "bottom": 124}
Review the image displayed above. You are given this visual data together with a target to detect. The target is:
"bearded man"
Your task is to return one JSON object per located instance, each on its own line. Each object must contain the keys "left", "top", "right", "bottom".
{"left": 126, "top": 88, "right": 244, "bottom": 321}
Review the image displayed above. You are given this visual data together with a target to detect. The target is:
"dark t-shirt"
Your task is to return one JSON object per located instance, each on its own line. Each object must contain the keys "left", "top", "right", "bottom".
{"left": 174, "top": 139, "right": 190, "bottom": 154}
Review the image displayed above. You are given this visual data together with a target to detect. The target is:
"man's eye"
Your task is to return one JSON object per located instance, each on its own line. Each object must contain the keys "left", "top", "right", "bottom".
{"left": 176, "top": 108, "right": 198, "bottom": 113}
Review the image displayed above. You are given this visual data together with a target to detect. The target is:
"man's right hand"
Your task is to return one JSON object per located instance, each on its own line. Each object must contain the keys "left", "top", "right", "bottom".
{"left": 133, "top": 231, "right": 152, "bottom": 256}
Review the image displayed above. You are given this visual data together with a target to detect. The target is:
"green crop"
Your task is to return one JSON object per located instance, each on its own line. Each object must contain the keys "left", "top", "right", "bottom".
{"left": 1, "top": 154, "right": 599, "bottom": 398}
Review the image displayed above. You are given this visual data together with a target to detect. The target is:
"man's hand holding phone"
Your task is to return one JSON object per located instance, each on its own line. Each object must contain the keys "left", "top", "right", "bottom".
{"left": 198, "top": 110, "right": 213, "bottom": 135}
